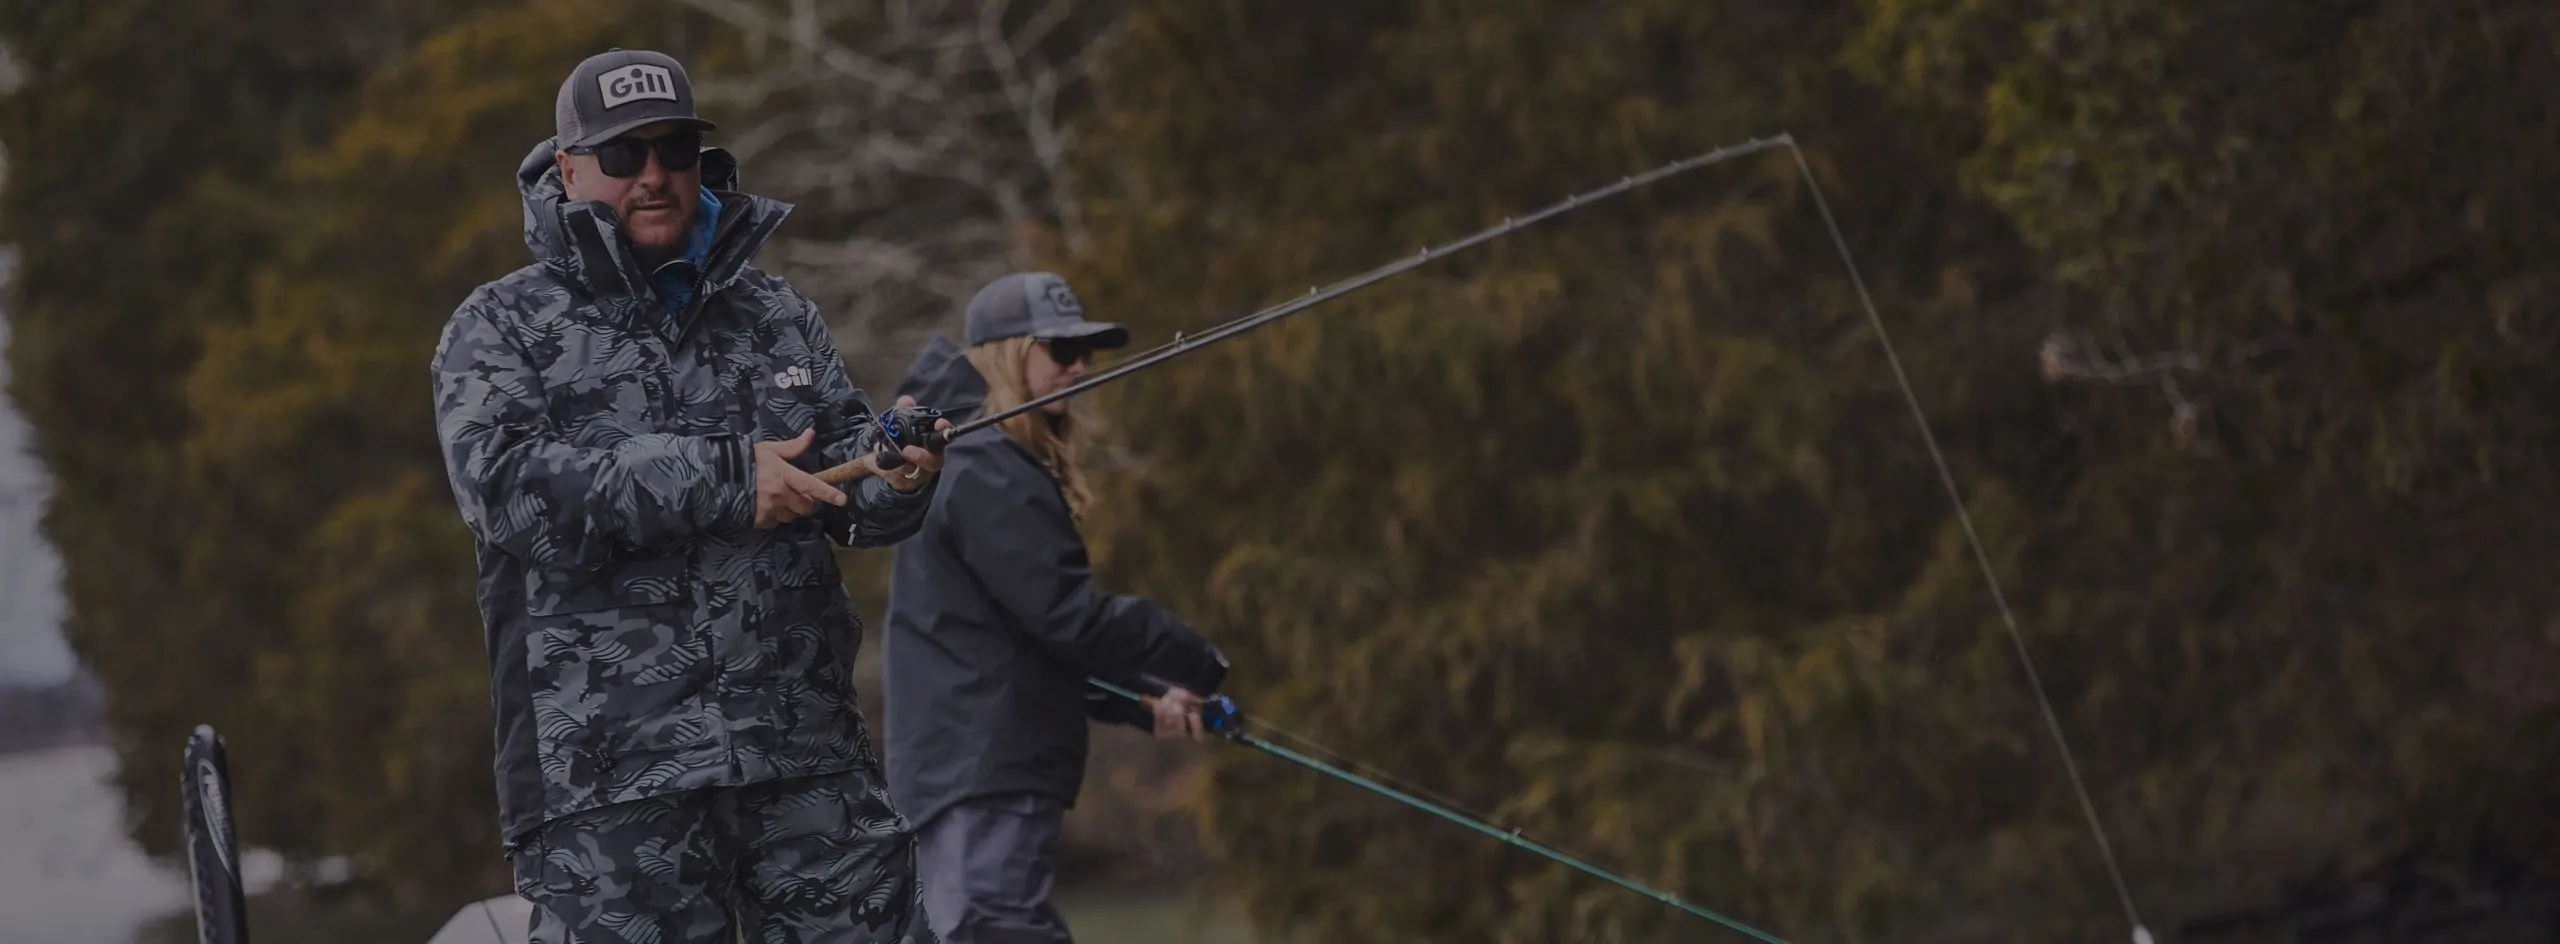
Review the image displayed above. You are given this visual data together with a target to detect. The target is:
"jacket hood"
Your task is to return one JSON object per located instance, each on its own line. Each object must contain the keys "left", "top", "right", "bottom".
{"left": 513, "top": 137, "right": 792, "bottom": 308}
{"left": 894, "top": 334, "right": 989, "bottom": 421}
{"left": 517, "top": 138, "right": 572, "bottom": 263}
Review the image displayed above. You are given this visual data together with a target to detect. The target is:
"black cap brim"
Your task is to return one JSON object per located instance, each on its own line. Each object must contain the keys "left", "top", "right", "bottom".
{"left": 1033, "top": 321, "right": 1130, "bottom": 349}
{"left": 570, "top": 115, "right": 718, "bottom": 149}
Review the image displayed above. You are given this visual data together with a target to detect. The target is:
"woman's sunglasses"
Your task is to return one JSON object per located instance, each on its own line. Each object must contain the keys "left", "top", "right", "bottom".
{"left": 1040, "top": 337, "right": 1095, "bottom": 367}
{"left": 568, "top": 130, "right": 704, "bottom": 178}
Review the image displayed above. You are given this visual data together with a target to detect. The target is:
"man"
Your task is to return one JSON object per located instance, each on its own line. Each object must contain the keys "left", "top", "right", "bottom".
{"left": 883, "top": 273, "right": 1231, "bottom": 943}
{"left": 432, "top": 48, "right": 946, "bottom": 943}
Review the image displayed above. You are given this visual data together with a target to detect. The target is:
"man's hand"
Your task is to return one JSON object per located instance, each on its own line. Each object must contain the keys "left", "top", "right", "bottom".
{"left": 755, "top": 428, "right": 847, "bottom": 529}
{"left": 879, "top": 394, "right": 955, "bottom": 494}
{"left": 1147, "top": 687, "right": 1209, "bottom": 743}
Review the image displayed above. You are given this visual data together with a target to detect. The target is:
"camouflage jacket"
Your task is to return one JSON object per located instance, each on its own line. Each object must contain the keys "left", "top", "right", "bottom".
{"left": 432, "top": 139, "right": 933, "bottom": 846}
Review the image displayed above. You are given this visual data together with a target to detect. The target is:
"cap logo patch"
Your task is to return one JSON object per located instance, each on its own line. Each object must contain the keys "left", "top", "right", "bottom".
{"left": 599, "top": 64, "right": 677, "bottom": 109}
{"left": 1039, "top": 278, "right": 1084, "bottom": 318}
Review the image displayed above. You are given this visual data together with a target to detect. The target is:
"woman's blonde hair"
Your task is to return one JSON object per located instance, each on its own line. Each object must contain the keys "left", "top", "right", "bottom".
{"left": 966, "top": 336, "right": 1092, "bottom": 518}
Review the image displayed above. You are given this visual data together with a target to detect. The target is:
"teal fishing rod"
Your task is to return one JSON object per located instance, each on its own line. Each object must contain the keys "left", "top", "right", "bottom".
{"left": 1085, "top": 678, "right": 1790, "bottom": 943}
{"left": 818, "top": 135, "right": 1794, "bottom": 487}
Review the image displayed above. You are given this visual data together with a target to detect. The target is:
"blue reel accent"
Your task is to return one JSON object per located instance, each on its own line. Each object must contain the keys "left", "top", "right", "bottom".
{"left": 1203, "top": 694, "right": 1243, "bottom": 737}
{"left": 876, "top": 406, "right": 953, "bottom": 453}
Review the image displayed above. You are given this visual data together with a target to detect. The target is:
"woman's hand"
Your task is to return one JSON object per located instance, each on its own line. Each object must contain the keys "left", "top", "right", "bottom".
{"left": 880, "top": 394, "right": 953, "bottom": 493}
{"left": 1148, "top": 687, "right": 1209, "bottom": 742}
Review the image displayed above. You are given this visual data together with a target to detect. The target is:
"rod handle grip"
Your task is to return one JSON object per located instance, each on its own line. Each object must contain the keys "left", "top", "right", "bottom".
{"left": 814, "top": 454, "right": 887, "bottom": 487}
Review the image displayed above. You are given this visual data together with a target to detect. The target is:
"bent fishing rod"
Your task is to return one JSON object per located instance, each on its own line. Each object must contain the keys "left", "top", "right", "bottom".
{"left": 824, "top": 132, "right": 2154, "bottom": 942}
{"left": 1083, "top": 678, "right": 1791, "bottom": 943}
{"left": 815, "top": 134, "right": 1794, "bottom": 487}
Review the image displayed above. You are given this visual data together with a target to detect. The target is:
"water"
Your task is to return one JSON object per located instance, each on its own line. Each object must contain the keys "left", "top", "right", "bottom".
{"left": 0, "top": 744, "right": 281, "bottom": 944}
{"left": 0, "top": 250, "right": 77, "bottom": 690}
{"left": 0, "top": 743, "right": 1257, "bottom": 944}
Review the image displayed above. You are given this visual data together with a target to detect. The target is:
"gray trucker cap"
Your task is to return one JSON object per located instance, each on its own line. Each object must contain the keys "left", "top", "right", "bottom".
{"left": 554, "top": 48, "right": 716, "bottom": 148}
{"left": 964, "top": 272, "right": 1130, "bottom": 349}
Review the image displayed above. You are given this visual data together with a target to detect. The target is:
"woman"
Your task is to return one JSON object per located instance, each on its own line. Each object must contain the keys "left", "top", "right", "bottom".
{"left": 883, "top": 271, "right": 1229, "bottom": 944}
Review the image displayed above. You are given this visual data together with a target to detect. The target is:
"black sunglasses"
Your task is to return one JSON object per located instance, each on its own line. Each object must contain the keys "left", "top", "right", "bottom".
{"left": 569, "top": 130, "right": 704, "bottom": 178}
{"left": 1040, "top": 337, "right": 1095, "bottom": 367}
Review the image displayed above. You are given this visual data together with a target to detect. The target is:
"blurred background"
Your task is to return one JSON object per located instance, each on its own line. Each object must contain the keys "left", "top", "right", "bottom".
{"left": 3, "top": 1, "right": 2558, "bottom": 941}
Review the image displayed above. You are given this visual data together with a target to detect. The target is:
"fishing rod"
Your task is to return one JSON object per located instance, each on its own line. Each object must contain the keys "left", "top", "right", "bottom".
{"left": 815, "top": 134, "right": 1794, "bottom": 487}
{"left": 824, "top": 132, "right": 2154, "bottom": 942}
{"left": 1085, "top": 678, "right": 1791, "bottom": 943}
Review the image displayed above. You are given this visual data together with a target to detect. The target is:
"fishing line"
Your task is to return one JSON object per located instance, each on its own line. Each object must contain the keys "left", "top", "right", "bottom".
{"left": 890, "top": 132, "right": 2146, "bottom": 941}
{"left": 1779, "top": 139, "right": 2151, "bottom": 943}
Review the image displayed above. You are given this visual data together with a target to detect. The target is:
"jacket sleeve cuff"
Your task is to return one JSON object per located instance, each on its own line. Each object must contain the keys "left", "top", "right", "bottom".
{"left": 698, "top": 433, "right": 757, "bottom": 536}
{"left": 864, "top": 469, "right": 936, "bottom": 514}
{"left": 822, "top": 468, "right": 934, "bottom": 547}
{"left": 1086, "top": 688, "right": 1156, "bottom": 731}
{"left": 1138, "top": 629, "right": 1230, "bottom": 695}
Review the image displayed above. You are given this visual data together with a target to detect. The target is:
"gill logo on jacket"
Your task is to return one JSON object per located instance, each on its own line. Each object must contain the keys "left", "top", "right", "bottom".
{"left": 599, "top": 64, "right": 677, "bottom": 109}
{"left": 774, "top": 365, "right": 815, "bottom": 390}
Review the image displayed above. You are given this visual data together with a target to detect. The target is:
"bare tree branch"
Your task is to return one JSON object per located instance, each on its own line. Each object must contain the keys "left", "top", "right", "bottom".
{"left": 2038, "top": 333, "right": 2204, "bottom": 385}
{"left": 2038, "top": 329, "right": 2327, "bottom": 451}
{"left": 675, "top": 0, "right": 944, "bottom": 102}
{"left": 682, "top": 0, "right": 1126, "bottom": 389}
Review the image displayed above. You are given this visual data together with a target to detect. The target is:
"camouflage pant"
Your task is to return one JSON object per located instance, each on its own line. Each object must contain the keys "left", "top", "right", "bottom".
{"left": 510, "top": 769, "right": 937, "bottom": 944}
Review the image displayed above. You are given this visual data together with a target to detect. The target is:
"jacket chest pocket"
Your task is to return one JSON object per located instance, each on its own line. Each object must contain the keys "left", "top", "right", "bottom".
{"left": 746, "top": 336, "right": 837, "bottom": 436}
{"left": 541, "top": 322, "right": 672, "bottom": 443}
{"left": 544, "top": 371, "right": 668, "bottom": 444}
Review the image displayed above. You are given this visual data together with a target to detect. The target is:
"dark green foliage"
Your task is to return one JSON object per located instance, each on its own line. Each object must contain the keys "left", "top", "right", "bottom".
{"left": 0, "top": 0, "right": 498, "bottom": 877}
{"left": 1064, "top": 1, "right": 2560, "bottom": 940}
{"left": 0, "top": 0, "right": 723, "bottom": 906}
{"left": 6, "top": 0, "right": 2556, "bottom": 936}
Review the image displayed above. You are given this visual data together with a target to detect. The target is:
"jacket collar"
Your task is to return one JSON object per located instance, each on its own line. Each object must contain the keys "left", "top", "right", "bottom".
{"left": 893, "top": 334, "right": 991, "bottom": 422}
{"left": 514, "top": 138, "right": 791, "bottom": 324}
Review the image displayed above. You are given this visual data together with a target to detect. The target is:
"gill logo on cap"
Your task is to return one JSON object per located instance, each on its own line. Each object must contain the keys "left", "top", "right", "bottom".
{"left": 599, "top": 64, "right": 677, "bottom": 109}
{"left": 1040, "top": 278, "right": 1084, "bottom": 318}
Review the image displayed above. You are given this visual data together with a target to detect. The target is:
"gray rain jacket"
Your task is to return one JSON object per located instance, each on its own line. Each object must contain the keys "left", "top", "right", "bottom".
{"left": 432, "top": 139, "right": 933, "bottom": 845}
{"left": 882, "top": 336, "right": 1227, "bottom": 831}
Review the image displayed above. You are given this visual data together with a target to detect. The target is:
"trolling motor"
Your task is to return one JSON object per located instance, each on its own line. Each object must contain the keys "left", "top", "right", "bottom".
{"left": 183, "top": 725, "right": 251, "bottom": 944}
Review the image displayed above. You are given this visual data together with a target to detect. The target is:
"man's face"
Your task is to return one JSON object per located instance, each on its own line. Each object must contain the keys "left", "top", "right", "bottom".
{"left": 557, "top": 121, "right": 701, "bottom": 261}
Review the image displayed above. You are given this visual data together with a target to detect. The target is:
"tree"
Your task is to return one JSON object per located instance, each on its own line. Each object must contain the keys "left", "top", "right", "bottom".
{"left": 1064, "top": 0, "right": 2560, "bottom": 940}
{"left": 7, "top": 0, "right": 1169, "bottom": 905}
{"left": 1850, "top": 0, "right": 2560, "bottom": 929}
{"left": 1066, "top": 2, "right": 2005, "bottom": 938}
{"left": 668, "top": 0, "right": 1126, "bottom": 391}
{"left": 14, "top": 0, "right": 2558, "bottom": 932}
{"left": 666, "top": 0, "right": 1217, "bottom": 878}
{"left": 0, "top": 0, "right": 506, "bottom": 873}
